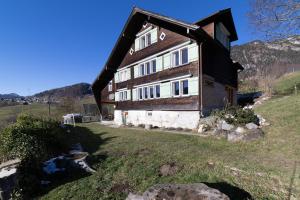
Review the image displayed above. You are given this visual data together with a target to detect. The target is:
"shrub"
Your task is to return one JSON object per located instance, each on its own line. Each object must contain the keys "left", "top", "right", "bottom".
{"left": 0, "top": 114, "right": 70, "bottom": 197}
{"left": 211, "top": 106, "right": 259, "bottom": 126}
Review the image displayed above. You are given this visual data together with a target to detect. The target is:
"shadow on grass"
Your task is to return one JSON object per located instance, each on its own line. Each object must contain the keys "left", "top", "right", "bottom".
{"left": 35, "top": 125, "right": 115, "bottom": 197}
{"left": 203, "top": 182, "right": 253, "bottom": 200}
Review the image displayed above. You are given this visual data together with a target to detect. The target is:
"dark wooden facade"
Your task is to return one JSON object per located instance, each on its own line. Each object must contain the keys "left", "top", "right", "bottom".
{"left": 92, "top": 7, "right": 243, "bottom": 116}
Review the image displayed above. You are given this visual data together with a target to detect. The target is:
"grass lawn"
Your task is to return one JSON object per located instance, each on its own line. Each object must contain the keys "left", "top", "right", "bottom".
{"left": 40, "top": 95, "right": 300, "bottom": 200}
{"left": 274, "top": 71, "right": 300, "bottom": 95}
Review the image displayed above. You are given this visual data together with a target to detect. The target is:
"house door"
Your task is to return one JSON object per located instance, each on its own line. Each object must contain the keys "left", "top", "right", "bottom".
{"left": 225, "top": 86, "right": 234, "bottom": 105}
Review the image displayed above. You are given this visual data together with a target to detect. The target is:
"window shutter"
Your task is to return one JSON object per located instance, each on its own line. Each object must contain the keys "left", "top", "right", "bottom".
{"left": 134, "top": 65, "right": 139, "bottom": 78}
{"left": 132, "top": 89, "right": 137, "bottom": 101}
{"left": 115, "top": 72, "right": 119, "bottom": 83}
{"left": 127, "top": 89, "right": 131, "bottom": 100}
{"left": 126, "top": 68, "right": 131, "bottom": 80}
{"left": 156, "top": 56, "right": 163, "bottom": 72}
{"left": 188, "top": 43, "right": 198, "bottom": 62}
{"left": 134, "top": 38, "right": 140, "bottom": 51}
{"left": 188, "top": 77, "right": 199, "bottom": 95}
{"left": 160, "top": 82, "right": 171, "bottom": 98}
{"left": 163, "top": 53, "right": 171, "bottom": 69}
{"left": 150, "top": 27, "right": 158, "bottom": 44}
{"left": 115, "top": 92, "right": 120, "bottom": 101}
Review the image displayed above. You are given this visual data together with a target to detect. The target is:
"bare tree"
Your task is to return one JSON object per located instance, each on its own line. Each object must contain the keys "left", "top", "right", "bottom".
{"left": 248, "top": 0, "right": 300, "bottom": 40}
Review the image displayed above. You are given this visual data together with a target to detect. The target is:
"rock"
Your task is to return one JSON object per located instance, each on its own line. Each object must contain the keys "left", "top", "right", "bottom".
{"left": 126, "top": 193, "right": 143, "bottom": 200}
{"left": 221, "top": 120, "right": 234, "bottom": 131}
{"left": 235, "top": 127, "right": 246, "bottom": 134}
{"left": 142, "top": 183, "right": 230, "bottom": 200}
{"left": 198, "top": 124, "right": 208, "bottom": 133}
{"left": 257, "top": 114, "right": 270, "bottom": 126}
{"left": 242, "top": 129, "right": 264, "bottom": 141}
{"left": 159, "top": 162, "right": 179, "bottom": 176}
{"left": 246, "top": 123, "right": 258, "bottom": 130}
{"left": 227, "top": 131, "right": 244, "bottom": 142}
{"left": 199, "top": 116, "right": 219, "bottom": 128}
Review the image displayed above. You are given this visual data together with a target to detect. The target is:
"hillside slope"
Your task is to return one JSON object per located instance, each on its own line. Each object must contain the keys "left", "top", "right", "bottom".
{"left": 231, "top": 35, "right": 300, "bottom": 79}
{"left": 273, "top": 71, "right": 300, "bottom": 95}
{"left": 33, "top": 83, "right": 92, "bottom": 101}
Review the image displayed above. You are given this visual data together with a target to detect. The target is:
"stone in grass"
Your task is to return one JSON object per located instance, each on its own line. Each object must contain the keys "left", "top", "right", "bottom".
{"left": 227, "top": 131, "right": 244, "bottom": 142}
{"left": 198, "top": 124, "right": 208, "bottom": 133}
{"left": 235, "top": 126, "right": 246, "bottom": 134}
{"left": 159, "top": 162, "right": 180, "bottom": 176}
{"left": 220, "top": 120, "right": 234, "bottom": 131}
{"left": 142, "top": 183, "right": 230, "bottom": 200}
{"left": 245, "top": 123, "right": 258, "bottom": 130}
{"left": 243, "top": 129, "right": 264, "bottom": 141}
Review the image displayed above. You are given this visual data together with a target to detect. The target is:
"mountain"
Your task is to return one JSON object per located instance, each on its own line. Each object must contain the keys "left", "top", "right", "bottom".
{"left": 231, "top": 35, "right": 300, "bottom": 80}
{"left": 32, "top": 83, "right": 92, "bottom": 101}
{"left": 0, "top": 93, "right": 22, "bottom": 99}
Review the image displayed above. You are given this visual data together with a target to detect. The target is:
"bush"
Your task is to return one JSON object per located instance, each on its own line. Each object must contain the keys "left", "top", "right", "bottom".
{"left": 0, "top": 114, "right": 70, "bottom": 197}
{"left": 211, "top": 106, "right": 259, "bottom": 126}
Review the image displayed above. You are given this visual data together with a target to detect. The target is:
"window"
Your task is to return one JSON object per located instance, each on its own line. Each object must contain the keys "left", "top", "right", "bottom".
{"left": 140, "top": 36, "right": 146, "bottom": 49}
{"left": 119, "top": 91, "right": 128, "bottom": 101}
{"left": 172, "top": 80, "right": 189, "bottom": 97}
{"left": 216, "top": 23, "right": 230, "bottom": 50}
{"left": 149, "top": 86, "right": 154, "bottom": 98}
{"left": 144, "top": 87, "right": 148, "bottom": 99}
{"left": 155, "top": 85, "right": 160, "bottom": 98}
{"left": 139, "top": 88, "right": 143, "bottom": 100}
{"left": 182, "top": 80, "right": 188, "bottom": 95}
{"left": 172, "top": 51, "right": 180, "bottom": 67}
{"left": 108, "top": 81, "right": 112, "bottom": 92}
{"left": 152, "top": 60, "right": 156, "bottom": 73}
{"left": 181, "top": 48, "right": 188, "bottom": 65}
{"left": 172, "top": 81, "right": 180, "bottom": 96}
{"left": 136, "top": 84, "right": 160, "bottom": 101}
{"left": 139, "top": 64, "right": 145, "bottom": 76}
{"left": 146, "top": 33, "right": 151, "bottom": 46}
{"left": 146, "top": 62, "right": 151, "bottom": 75}
{"left": 171, "top": 47, "right": 189, "bottom": 68}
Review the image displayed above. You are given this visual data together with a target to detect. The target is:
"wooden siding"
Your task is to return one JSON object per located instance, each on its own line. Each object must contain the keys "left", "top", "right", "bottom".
{"left": 119, "top": 23, "right": 190, "bottom": 69}
{"left": 116, "top": 95, "right": 199, "bottom": 111}
{"left": 116, "top": 61, "right": 199, "bottom": 90}
{"left": 201, "top": 22, "right": 214, "bottom": 38}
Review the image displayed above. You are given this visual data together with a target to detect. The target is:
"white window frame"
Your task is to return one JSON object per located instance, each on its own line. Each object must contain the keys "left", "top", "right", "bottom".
{"left": 136, "top": 84, "right": 161, "bottom": 101}
{"left": 171, "top": 47, "right": 189, "bottom": 68}
{"left": 138, "top": 30, "right": 152, "bottom": 50}
{"left": 108, "top": 80, "right": 112, "bottom": 92}
{"left": 118, "top": 90, "right": 128, "bottom": 101}
{"left": 137, "top": 58, "right": 157, "bottom": 77}
{"left": 171, "top": 79, "right": 189, "bottom": 97}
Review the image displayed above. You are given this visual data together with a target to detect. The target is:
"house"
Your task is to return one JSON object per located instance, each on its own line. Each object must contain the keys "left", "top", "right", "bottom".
{"left": 92, "top": 7, "right": 243, "bottom": 129}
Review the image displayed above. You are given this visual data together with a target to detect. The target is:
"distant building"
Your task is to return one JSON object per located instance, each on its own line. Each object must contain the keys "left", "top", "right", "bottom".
{"left": 92, "top": 7, "right": 243, "bottom": 129}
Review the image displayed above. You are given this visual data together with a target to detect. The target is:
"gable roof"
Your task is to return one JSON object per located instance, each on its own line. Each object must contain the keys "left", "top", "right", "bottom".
{"left": 194, "top": 8, "right": 238, "bottom": 41}
{"left": 91, "top": 7, "right": 238, "bottom": 93}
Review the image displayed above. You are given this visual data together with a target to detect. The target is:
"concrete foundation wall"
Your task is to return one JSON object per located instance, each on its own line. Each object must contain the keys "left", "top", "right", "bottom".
{"left": 114, "top": 110, "right": 200, "bottom": 129}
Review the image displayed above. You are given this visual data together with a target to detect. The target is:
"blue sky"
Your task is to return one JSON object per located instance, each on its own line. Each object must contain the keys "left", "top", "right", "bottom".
{"left": 0, "top": 0, "right": 256, "bottom": 96}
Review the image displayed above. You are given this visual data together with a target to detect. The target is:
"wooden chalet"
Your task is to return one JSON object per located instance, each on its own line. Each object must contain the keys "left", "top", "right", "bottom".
{"left": 92, "top": 7, "right": 243, "bottom": 129}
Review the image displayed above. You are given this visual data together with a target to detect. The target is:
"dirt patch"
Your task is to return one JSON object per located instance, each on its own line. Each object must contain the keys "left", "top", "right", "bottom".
{"left": 110, "top": 182, "right": 132, "bottom": 194}
{"left": 159, "top": 162, "right": 180, "bottom": 177}
{"left": 134, "top": 148, "right": 151, "bottom": 157}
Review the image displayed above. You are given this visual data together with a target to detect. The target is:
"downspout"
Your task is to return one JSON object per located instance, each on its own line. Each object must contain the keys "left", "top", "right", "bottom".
{"left": 198, "top": 42, "right": 203, "bottom": 117}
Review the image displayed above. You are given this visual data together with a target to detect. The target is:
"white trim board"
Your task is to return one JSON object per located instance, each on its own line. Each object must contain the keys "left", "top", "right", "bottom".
{"left": 133, "top": 74, "right": 193, "bottom": 88}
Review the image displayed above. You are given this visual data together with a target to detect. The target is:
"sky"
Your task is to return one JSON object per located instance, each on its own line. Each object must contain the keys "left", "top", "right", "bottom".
{"left": 0, "top": 0, "right": 257, "bottom": 96}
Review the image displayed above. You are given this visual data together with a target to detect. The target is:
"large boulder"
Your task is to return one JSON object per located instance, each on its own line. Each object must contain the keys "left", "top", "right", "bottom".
{"left": 127, "top": 183, "right": 230, "bottom": 200}
{"left": 220, "top": 120, "right": 234, "bottom": 131}
{"left": 245, "top": 123, "right": 258, "bottom": 130}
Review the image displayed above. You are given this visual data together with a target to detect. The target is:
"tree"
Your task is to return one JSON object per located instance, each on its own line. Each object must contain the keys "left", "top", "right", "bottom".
{"left": 248, "top": 0, "right": 300, "bottom": 40}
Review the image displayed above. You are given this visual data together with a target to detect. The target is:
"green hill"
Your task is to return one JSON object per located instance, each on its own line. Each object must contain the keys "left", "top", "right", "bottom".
{"left": 274, "top": 71, "right": 300, "bottom": 95}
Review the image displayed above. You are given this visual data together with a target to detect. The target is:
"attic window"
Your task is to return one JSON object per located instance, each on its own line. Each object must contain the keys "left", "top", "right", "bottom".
{"left": 129, "top": 48, "right": 134, "bottom": 55}
{"left": 159, "top": 32, "right": 166, "bottom": 40}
